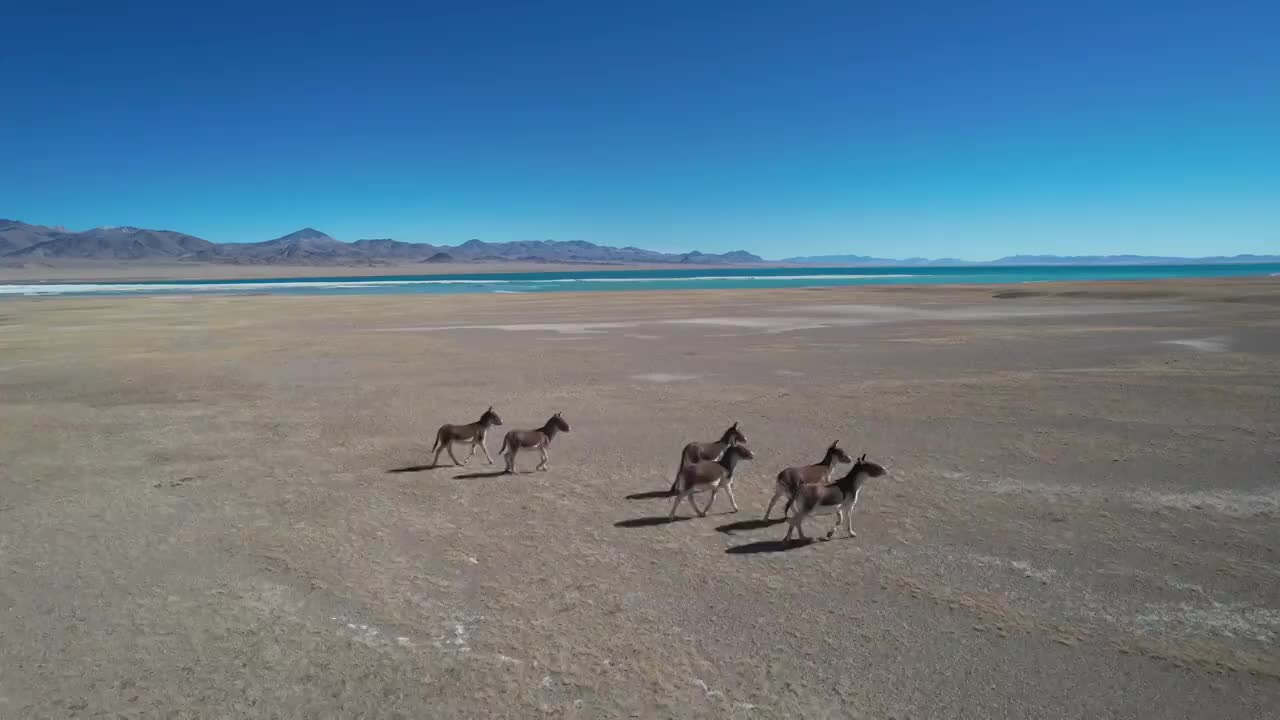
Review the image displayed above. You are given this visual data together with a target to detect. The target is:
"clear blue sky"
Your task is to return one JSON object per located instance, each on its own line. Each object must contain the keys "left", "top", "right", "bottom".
{"left": 3, "top": 1, "right": 1277, "bottom": 260}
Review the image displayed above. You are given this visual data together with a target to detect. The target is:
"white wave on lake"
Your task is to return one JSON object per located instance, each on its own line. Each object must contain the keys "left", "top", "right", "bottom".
{"left": 0, "top": 273, "right": 919, "bottom": 296}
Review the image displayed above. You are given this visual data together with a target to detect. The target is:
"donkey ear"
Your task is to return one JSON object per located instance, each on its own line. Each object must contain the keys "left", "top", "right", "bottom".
{"left": 831, "top": 440, "right": 840, "bottom": 448}
{"left": 487, "top": 405, "right": 493, "bottom": 411}
{"left": 731, "top": 421, "right": 738, "bottom": 429}
{"left": 859, "top": 453, "right": 867, "bottom": 462}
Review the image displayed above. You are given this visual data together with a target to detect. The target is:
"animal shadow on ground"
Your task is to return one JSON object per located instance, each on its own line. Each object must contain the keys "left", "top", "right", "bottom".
{"left": 724, "top": 538, "right": 815, "bottom": 555}
{"left": 625, "top": 490, "right": 675, "bottom": 500}
{"left": 715, "top": 518, "right": 785, "bottom": 534}
{"left": 454, "top": 469, "right": 534, "bottom": 480}
{"left": 615, "top": 516, "right": 692, "bottom": 528}
{"left": 387, "top": 464, "right": 442, "bottom": 474}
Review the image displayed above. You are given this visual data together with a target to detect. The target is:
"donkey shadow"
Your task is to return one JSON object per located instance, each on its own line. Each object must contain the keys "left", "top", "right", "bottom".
{"left": 387, "top": 464, "right": 443, "bottom": 474}
{"left": 724, "top": 538, "right": 815, "bottom": 555}
{"left": 715, "top": 518, "right": 785, "bottom": 535}
{"left": 615, "top": 516, "right": 692, "bottom": 528}
{"left": 625, "top": 490, "right": 675, "bottom": 500}
{"left": 454, "top": 469, "right": 535, "bottom": 480}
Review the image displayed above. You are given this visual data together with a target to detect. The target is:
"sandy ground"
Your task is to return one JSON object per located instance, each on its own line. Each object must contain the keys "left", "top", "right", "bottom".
{"left": 1, "top": 280, "right": 1278, "bottom": 718}
{"left": 0, "top": 261, "right": 763, "bottom": 283}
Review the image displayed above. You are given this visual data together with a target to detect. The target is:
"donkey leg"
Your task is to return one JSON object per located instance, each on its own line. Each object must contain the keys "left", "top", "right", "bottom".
{"left": 481, "top": 441, "right": 495, "bottom": 465}
{"left": 791, "top": 511, "right": 809, "bottom": 541}
{"left": 827, "top": 510, "right": 842, "bottom": 540}
{"left": 536, "top": 447, "right": 549, "bottom": 471}
{"left": 460, "top": 443, "right": 476, "bottom": 465}
{"left": 846, "top": 502, "right": 858, "bottom": 537}
{"left": 698, "top": 488, "right": 716, "bottom": 517}
{"left": 783, "top": 515, "right": 798, "bottom": 541}
{"left": 446, "top": 442, "right": 465, "bottom": 466}
{"left": 669, "top": 491, "right": 685, "bottom": 520}
{"left": 503, "top": 448, "right": 516, "bottom": 474}
{"left": 763, "top": 487, "right": 783, "bottom": 520}
{"left": 725, "top": 482, "right": 740, "bottom": 513}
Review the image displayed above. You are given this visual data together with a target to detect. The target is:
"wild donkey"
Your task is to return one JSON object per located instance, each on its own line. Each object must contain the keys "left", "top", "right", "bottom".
{"left": 431, "top": 406, "right": 504, "bottom": 466}
{"left": 784, "top": 453, "right": 887, "bottom": 542}
{"left": 669, "top": 445, "right": 754, "bottom": 520}
{"left": 668, "top": 422, "right": 746, "bottom": 495}
{"left": 499, "top": 412, "right": 570, "bottom": 473}
{"left": 763, "top": 441, "right": 852, "bottom": 520}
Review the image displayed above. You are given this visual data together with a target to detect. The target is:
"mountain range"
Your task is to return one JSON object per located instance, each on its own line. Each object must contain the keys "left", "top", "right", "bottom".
{"left": 2, "top": 219, "right": 1276, "bottom": 267}
{"left": 0, "top": 220, "right": 762, "bottom": 266}
{"left": 779, "top": 253, "right": 1280, "bottom": 266}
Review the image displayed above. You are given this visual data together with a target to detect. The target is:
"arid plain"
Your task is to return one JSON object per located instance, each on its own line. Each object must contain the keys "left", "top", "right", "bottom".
{"left": 2, "top": 280, "right": 1278, "bottom": 718}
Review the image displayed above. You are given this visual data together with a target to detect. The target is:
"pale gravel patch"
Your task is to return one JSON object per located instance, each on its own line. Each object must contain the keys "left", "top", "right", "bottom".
{"left": 372, "top": 321, "right": 637, "bottom": 335}
{"left": 693, "top": 678, "right": 725, "bottom": 699}
{"left": 1161, "top": 337, "right": 1230, "bottom": 352}
{"left": 968, "top": 553, "right": 1057, "bottom": 584}
{"left": 659, "top": 316, "right": 859, "bottom": 333}
{"left": 798, "top": 302, "right": 1186, "bottom": 321}
{"left": 366, "top": 301, "right": 1185, "bottom": 341}
{"left": 632, "top": 373, "right": 701, "bottom": 383}
{"left": 922, "top": 539, "right": 1279, "bottom": 649}
{"left": 331, "top": 615, "right": 412, "bottom": 650}
{"left": 1127, "top": 489, "right": 1280, "bottom": 517}
{"left": 1134, "top": 603, "right": 1280, "bottom": 643}
{"left": 967, "top": 474, "right": 1280, "bottom": 518}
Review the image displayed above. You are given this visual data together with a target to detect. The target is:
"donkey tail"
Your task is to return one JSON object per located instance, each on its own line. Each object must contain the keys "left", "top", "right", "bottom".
{"left": 669, "top": 451, "right": 688, "bottom": 495}
{"left": 778, "top": 469, "right": 804, "bottom": 499}
{"left": 780, "top": 471, "right": 808, "bottom": 517}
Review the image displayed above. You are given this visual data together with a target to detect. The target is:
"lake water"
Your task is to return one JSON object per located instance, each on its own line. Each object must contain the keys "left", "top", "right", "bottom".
{"left": 3, "top": 264, "right": 1278, "bottom": 297}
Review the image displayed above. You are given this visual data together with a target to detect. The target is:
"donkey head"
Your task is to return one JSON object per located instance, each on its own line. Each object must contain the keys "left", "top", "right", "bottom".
{"left": 550, "top": 412, "right": 571, "bottom": 432}
{"left": 480, "top": 406, "right": 503, "bottom": 426}
{"left": 852, "top": 453, "right": 886, "bottom": 479}
{"left": 724, "top": 421, "right": 747, "bottom": 445}
{"left": 826, "top": 441, "right": 853, "bottom": 465}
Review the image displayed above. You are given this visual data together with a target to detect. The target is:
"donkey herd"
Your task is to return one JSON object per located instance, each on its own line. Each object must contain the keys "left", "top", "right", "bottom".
{"left": 430, "top": 408, "right": 887, "bottom": 544}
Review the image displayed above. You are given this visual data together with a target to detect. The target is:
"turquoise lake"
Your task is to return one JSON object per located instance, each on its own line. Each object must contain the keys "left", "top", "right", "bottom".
{"left": 3, "top": 264, "right": 1277, "bottom": 297}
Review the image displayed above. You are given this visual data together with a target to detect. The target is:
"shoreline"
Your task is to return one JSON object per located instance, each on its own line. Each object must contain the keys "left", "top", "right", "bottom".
{"left": 4, "top": 277, "right": 1279, "bottom": 307}
{"left": 1, "top": 259, "right": 1278, "bottom": 284}
{"left": 1, "top": 274, "right": 1277, "bottom": 305}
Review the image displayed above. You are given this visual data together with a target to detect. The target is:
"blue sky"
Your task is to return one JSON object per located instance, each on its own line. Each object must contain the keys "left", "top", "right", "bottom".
{"left": 2, "top": 1, "right": 1277, "bottom": 260}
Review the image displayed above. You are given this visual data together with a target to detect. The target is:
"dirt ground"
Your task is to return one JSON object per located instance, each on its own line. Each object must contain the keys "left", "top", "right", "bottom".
{"left": 2, "top": 280, "right": 1278, "bottom": 718}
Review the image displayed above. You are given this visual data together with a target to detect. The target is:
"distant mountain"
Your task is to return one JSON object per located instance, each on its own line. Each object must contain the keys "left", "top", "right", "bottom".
{"left": 782, "top": 253, "right": 1280, "bottom": 266}
{"left": 0, "top": 220, "right": 764, "bottom": 265}
{"left": 0, "top": 219, "right": 65, "bottom": 255}
{"left": 2, "top": 220, "right": 215, "bottom": 260}
{"left": 206, "top": 228, "right": 362, "bottom": 263}
{"left": 8, "top": 218, "right": 1271, "bottom": 267}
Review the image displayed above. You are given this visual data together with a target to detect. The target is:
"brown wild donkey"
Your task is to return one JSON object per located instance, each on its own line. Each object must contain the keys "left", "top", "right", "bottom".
{"left": 499, "top": 412, "right": 570, "bottom": 473}
{"left": 431, "top": 406, "right": 503, "bottom": 466}
{"left": 763, "top": 441, "right": 852, "bottom": 519}
{"left": 784, "top": 453, "right": 887, "bottom": 541}
{"left": 669, "top": 445, "right": 754, "bottom": 520}
{"left": 668, "top": 422, "right": 746, "bottom": 494}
